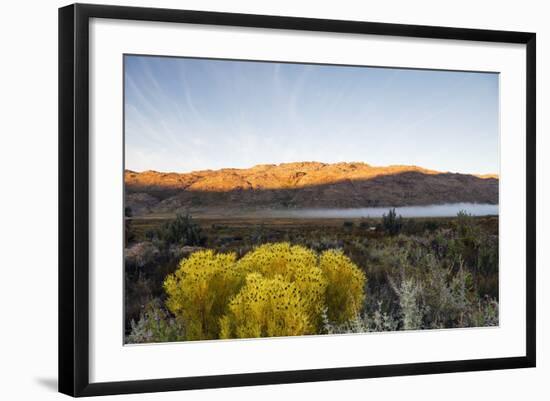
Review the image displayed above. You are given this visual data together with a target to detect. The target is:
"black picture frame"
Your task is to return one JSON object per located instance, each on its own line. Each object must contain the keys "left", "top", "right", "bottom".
{"left": 59, "top": 3, "right": 536, "bottom": 397}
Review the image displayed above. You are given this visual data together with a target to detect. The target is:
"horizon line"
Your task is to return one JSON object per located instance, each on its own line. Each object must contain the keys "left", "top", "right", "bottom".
{"left": 124, "top": 160, "right": 499, "bottom": 178}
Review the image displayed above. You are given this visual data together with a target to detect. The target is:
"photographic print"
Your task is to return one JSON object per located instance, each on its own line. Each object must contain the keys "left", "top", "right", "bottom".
{"left": 123, "top": 55, "right": 499, "bottom": 344}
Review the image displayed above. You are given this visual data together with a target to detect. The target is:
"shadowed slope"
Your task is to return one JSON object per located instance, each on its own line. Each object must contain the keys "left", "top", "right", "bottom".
{"left": 125, "top": 162, "right": 498, "bottom": 216}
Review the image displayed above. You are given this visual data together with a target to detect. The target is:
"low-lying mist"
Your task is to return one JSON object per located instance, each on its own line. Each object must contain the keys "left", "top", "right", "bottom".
{"left": 263, "top": 203, "right": 499, "bottom": 218}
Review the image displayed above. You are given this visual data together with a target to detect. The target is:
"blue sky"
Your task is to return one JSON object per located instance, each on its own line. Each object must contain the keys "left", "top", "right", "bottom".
{"left": 124, "top": 55, "right": 499, "bottom": 175}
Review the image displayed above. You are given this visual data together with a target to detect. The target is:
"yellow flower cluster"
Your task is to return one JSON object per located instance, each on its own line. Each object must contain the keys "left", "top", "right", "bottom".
{"left": 163, "top": 250, "right": 241, "bottom": 340}
{"left": 163, "top": 243, "right": 366, "bottom": 340}
{"left": 220, "top": 273, "right": 309, "bottom": 339}
{"left": 236, "top": 243, "right": 327, "bottom": 331}
{"left": 320, "top": 249, "right": 367, "bottom": 324}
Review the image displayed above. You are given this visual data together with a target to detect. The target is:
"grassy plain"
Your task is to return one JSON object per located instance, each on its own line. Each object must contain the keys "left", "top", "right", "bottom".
{"left": 124, "top": 213, "right": 499, "bottom": 342}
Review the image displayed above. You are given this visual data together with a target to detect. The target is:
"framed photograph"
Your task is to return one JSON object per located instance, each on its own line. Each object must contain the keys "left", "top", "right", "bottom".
{"left": 59, "top": 3, "right": 536, "bottom": 397}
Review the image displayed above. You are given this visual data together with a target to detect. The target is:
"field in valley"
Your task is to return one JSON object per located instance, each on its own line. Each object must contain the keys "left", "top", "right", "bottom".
{"left": 124, "top": 211, "right": 499, "bottom": 343}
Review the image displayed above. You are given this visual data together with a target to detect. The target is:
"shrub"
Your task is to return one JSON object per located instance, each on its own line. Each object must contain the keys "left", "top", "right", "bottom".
{"left": 250, "top": 224, "right": 267, "bottom": 244}
{"left": 455, "top": 210, "right": 474, "bottom": 237}
{"left": 236, "top": 243, "right": 327, "bottom": 330}
{"left": 126, "top": 299, "right": 186, "bottom": 344}
{"left": 124, "top": 272, "right": 153, "bottom": 330}
{"left": 159, "top": 213, "right": 204, "bottom": 247}
{"left": 124, "top": 206, "right": 134, "bottom": 246}
{"left": 382, "top": 208, "right": 403, "bottom": 236}
{"left": 369, "top": 301, "right": 399, "bottom": 332}
{"left": 391, "top": 278, "right": 423, "bottom": 330}
{"left": 124, "top": 242, "right": 159, "bottom": 270}
{"left": 468, "top": 296, "right": 499, "bottom": 327}
{"left": 163, "top": 250, "right": 243, "bottom": 340}
{"left": 219, "top": 273, "right": 310, "bottom": 338}
{"left": 162, "top": 243, "right": 367, "bottom": 340}
{"left": 319, "top": 249, "right": 366, "bottom": 324}
{"left": 145, "top": 229, "right": 156, "bottom": 241}
{"left": 322, "top": 310, "right": 369, "bottom": 335}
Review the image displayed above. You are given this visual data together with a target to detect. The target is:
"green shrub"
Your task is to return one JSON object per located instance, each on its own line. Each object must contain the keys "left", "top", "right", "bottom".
{"left": 382, "top": 208, "right": 403, "bottom": 236}
{"left": 126, "top": 299, "right": 186, "bottom": 344}
{"left": 468, "top": 296, "right": 499, "bottom": 327}
{"left": 145, "top": 229, "right": 156, "bottom": 241}
{"left": 399, "top": 279, "right": 424, "bottom": 330}
{"left": 159, "top": 213, "right": 204, "bottom": 247}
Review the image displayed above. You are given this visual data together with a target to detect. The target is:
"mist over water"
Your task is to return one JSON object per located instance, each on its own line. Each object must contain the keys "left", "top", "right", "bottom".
{"left": 265, "top": 203, "right": 499, "bottom": 218}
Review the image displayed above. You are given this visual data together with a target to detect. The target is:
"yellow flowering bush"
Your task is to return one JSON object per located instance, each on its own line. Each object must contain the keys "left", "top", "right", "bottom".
{"left": 219, "top": 273, "right": 310, "bottom": 338}
{"left": 164, "top": 243, "right": 366, "bottom": 340}
{"left": 163, "top": 250, "right": 244, "bottom": 340}
{"left": 319, "top": 250, "right": 367, "bottom": 323}
{"left": 235, "top": 243, "right": 327, "bottom": 331}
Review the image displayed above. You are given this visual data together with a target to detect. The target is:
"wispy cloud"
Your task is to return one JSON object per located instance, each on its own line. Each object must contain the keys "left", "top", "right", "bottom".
{"left": 124, "top": 56, "right": 499, "bottom": 175}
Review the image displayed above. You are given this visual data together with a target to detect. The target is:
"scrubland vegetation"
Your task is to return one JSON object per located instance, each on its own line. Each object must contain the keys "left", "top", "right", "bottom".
{"left": 124, "top": 209, "right": 498, "bottom": 343}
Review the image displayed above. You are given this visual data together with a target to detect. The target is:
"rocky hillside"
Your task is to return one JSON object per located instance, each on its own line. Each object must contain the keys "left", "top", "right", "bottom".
{"left": 125, "top": 162, "right": 498, "bottom": 216}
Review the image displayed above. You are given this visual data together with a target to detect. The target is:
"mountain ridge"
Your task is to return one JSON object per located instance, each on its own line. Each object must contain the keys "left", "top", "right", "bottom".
{"left": 124, "top": 162, "right": 499, "bottom": 216}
